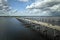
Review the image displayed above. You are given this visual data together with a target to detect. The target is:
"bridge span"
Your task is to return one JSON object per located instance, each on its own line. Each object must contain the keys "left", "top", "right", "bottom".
{"left": 17, "top": 16, "right": 60, "bottom": 40}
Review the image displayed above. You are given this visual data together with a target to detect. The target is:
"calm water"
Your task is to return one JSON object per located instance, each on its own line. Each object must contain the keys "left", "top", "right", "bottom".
{"left": 0, "top": 17, "right": 44, "bottom": 40}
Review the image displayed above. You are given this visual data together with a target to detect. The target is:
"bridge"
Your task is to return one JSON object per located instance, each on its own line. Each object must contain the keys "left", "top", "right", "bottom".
{"left": 0, "top": 17, "right": 60, "bottom": 40}
{"left": 17, "top": 16, "right": 60, "bottom": 40}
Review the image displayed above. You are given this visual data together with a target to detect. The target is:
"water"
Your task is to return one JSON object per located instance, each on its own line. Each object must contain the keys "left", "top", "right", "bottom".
{"left": 0, "top": 17, "right": 44, "bottom": 40}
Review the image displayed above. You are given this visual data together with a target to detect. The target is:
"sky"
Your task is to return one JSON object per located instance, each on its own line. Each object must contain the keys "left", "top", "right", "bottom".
{"left": 8, "top": 0, "right": 35, "bottom": 11}
{"left": 26, "top": 0, "right": 60, "bottom": 16}
{"left": 0, "top": 0, "right": 60, "bottom": 16}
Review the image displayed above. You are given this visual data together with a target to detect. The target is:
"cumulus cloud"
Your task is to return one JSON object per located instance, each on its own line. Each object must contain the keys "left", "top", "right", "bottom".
{"left": 0, "top": 0, "right": 12, "bottom": 16}
{"left": 5, "top": 0, "right": 7, "bottom": 2}
{"left": 0, "top": 0, "right": 9, "bottom": 10}
{"left": 26, "top": 0, "right": 60, "bottom": 16}
{"left": 0, "top": 0, "right": 7, "bottom": 3}
{"left": 18, "top": 0, "right": 29, "bottom": 2}
{"left": 0, "top": 0, "right": 2, "bottom": 3}
{"left": 26, "top": 0, "right": 60, "bottom": 9}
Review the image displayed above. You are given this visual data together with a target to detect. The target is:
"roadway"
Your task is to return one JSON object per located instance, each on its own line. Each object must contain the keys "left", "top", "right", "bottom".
{"left": 0, "top": 17, "right": 44, "bottom": 40}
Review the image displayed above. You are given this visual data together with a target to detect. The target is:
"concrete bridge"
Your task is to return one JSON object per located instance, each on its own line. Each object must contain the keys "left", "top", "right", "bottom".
{"left": 17, "top": 16, "right": 60, "bottom": 40}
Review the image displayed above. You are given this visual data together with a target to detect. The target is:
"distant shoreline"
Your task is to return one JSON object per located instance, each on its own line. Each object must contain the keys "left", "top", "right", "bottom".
{"left": 0, "top": 16, "right": 60, "bottom": 17}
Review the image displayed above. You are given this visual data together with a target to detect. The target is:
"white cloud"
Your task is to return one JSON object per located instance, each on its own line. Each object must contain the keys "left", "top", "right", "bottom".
{"left": 0, "top": 0, "right": 7, "bottom": 3}
{"left": 18, "top": 0, "right": 29, "bottom": 2}
{"left": 26, "top": 0, "right": 60, "bottom": 16}
{"left": 50, "top": 4, "right": 60, "bottom": 12}
{"left": 0, "top": 0, "right": 12, "bottom": 16}
{"left": 5, "top": 0, "right": 7, "bottom": 2}
{"left": 0, "top": 0, "right": 2, "bottom": 3}
{"left": 26, "top": 0, "right": 60, "bottom": 9}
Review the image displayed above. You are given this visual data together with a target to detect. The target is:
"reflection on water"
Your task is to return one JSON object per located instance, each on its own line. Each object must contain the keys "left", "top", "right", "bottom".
{"left": 0, "top": 17, "right": 44, "bottom": 40}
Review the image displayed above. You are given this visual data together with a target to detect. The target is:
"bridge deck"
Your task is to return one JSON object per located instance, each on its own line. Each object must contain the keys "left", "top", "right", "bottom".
{"left": 18, "top": 18, "right": 60, "bottom": 31}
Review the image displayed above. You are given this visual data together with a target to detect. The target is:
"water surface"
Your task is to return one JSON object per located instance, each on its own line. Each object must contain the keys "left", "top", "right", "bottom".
{"left": 0, "top": 17, "right": 44, "bottom": 40}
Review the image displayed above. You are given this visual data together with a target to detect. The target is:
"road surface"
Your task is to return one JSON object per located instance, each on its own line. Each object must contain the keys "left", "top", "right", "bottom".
{"left": 0, "top": 17, "right": 44, "bottom": 40}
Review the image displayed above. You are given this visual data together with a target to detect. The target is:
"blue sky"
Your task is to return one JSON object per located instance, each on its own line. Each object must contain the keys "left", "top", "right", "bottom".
{"left": 6, "top": 0, "right": 60, "bottom": 16}
{"left": 0, "top": 0, "right": 59, "bottom": 16}
{"left": 8, "top": 0, "right": 35, "bottom": 11}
